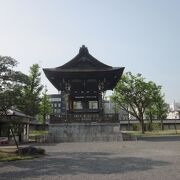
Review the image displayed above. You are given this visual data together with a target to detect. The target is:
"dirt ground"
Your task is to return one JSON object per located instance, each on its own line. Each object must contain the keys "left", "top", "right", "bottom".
{"left": 0, "top": 136, "right": 180, "bottom": 180}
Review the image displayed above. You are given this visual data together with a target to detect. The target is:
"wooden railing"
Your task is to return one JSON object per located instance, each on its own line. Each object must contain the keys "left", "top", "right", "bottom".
{"left": 50, "top": 113, "right": 119, "bottom": 124}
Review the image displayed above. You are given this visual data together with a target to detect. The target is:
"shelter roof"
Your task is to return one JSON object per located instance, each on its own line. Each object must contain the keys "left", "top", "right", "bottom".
{"left": 57, "top": 45, "right": 112, "bottom": 70}
{"left": 43, "top": 45, "right": 124, "bottom": 91}
{"left": 43, "top": 45, "right": 123, "bottom": 73}
{"left": 0, "top": 109, "right": 35, "bottom": 123}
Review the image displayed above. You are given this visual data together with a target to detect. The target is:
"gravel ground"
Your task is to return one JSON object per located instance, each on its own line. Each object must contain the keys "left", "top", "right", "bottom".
{"left": 1, "top": 137, "right": 180, "bottom": 180}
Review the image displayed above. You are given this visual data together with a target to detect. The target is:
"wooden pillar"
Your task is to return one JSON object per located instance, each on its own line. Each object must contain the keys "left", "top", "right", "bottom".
{"left": 68, "top": 94, "right": 73, "bottom": 113}
{"left": 68, "top": 94, "right": 70, "bottom": 113}
{"left": 98, "top": 93, "right": 103, "bottom": 114}
{"left": 83, "top": 96, "right": 89, "bottom": 110}
{"left": 26, "top": 120, "right": 29, "bottom": 141}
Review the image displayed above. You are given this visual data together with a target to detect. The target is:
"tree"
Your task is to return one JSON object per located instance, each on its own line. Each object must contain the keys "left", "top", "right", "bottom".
{"left": 111, "top": 72, "right": 162, "bottom": 134}
{"left": 0, "top": 55, "right": 28, "bottom": 153}
{"left": 39, "top": 86, "right": 52, "bottom": 129}
{"left": 145, "top": 86, "right": 168, "bottom": 131}
{"left": 0, "top": 56, "right": 18, "bottom": 91}
{"left": 18, "top": 64, "right": 43, "bottom": 117}
{"left": 145, "top": 104, "right": 157, "bottom": 130}
{"left": 154, "top": 97, "right": 168, "bottom": 130}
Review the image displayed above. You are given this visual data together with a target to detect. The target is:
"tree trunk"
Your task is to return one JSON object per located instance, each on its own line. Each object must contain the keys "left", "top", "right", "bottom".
{"left": 127, "top": 115, "right": 130, "bottom": 131}
{"left": 139, "top": 112, "right": 145, "bottom": 134}
{"left": 43, "top": 113, "right": 46, "bottom": 130}
{"left": 160, "top": 119, "right": 164, "bottom": 131}
{"left": 174, "top": 119, "right": 177, "bottom": 134}
{"left": 141, "top": 120, "right": 145, "bottom": 134}
{"left": 148, "top": 113, "right": 153, "bottom": 131}
{"left": 10, "top": 126, "right": 20, "bottom": 156}
{"left": 150, "top": 113, "right": 153, "bottom": 124}
{"left": 6, "top": 114, "right": 20, "bottom": 156}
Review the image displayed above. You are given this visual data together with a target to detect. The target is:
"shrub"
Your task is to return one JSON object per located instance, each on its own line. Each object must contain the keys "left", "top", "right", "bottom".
{"left": 17, "top": 146, "right": 45, "bottom": 156}
{"left": 132, "top": 123, "right": 141, "bottom": 131}
{"left": 147, "top": 122, "right": 161, "bottom": 131}
{"left": 36, "top": 148, "right": 45, "bottom": 155}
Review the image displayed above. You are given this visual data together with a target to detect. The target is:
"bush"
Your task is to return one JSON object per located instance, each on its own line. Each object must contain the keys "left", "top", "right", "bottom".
{"left": 147, "top": 122, "right": 161, "bottom": 131}
{"left": 17, "top": 146, "right": 45, "bottom": 156}
{"left": 132, "top": 123, "right": 141, "bottom": 131}
{"left": 36, "top": 148, "right": 45, "bottom": 155}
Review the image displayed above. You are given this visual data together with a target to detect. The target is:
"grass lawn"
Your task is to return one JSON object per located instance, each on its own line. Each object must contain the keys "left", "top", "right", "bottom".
{"left": 123, "top": 129, "right": 180, "bottom": 137}
{"left": 0, "top": 148, "right": 42, "bottom": 162}
{"left": 29, "top": 130, "right": 48, "bottom": 137}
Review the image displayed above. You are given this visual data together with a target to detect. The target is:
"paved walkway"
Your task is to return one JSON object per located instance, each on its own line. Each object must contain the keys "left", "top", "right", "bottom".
{"left": 1, "top": 137, "right": 180, "bottom": 180}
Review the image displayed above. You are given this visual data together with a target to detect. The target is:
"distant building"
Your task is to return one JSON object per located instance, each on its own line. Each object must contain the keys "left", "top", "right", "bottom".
{"left": 167, "top": 101, "right": 180, "bottom": 119}
{"left": 169, "top": 101, "right": 180, "bottom": 112}
{"left": 48, "top": 92, "right": 66, "bottom": 116}
{"left": 103, "top": 100, "right": 115, "bottom": 114}
{"left": 103, "top": 99, "right": 129, "bottom": 120}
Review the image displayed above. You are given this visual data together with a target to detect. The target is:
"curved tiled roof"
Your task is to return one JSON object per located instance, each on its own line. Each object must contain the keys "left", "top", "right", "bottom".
{"left": 43, "top": 45, "right": 124, "bottom": 91}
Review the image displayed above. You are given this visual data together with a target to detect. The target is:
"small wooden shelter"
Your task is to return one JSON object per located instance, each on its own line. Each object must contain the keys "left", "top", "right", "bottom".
{"left": 0, "top": 110, "right": 35, "bottom": 144}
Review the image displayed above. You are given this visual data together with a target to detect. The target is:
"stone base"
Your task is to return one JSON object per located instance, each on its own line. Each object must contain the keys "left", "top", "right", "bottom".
{"left": 47, "top": 123, "right": 123, "bottom": 143}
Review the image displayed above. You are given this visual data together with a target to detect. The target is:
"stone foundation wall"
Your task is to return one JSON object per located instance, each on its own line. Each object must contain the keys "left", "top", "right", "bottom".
{"left": 48, "top": 123, "right": 123, "bottom": 143}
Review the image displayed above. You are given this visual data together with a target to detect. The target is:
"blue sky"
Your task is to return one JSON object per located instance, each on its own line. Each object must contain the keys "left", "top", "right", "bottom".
{"left": 0, "top": 0, "right": 179, "bottom": 103}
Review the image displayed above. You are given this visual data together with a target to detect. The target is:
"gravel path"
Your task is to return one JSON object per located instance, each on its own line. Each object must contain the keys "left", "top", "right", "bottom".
{"left": 1, "top": 137, "right": 180, "bottom": 180}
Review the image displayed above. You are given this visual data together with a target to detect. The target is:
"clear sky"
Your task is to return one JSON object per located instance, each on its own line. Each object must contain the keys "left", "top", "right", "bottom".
{"left": 0, "top": 0, "right": 179, "bottom": 104}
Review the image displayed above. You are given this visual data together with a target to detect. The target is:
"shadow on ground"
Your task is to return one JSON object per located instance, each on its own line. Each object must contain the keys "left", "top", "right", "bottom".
{"left": 0, "top": 151, "right": 169, "bottom": 179}
{"left": 138, "top": 135, "right": 180, "bottom": 142}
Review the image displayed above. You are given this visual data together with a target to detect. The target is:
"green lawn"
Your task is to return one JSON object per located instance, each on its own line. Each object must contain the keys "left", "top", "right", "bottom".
{"left": 0, "top": 148, "right": 43, "bottom": 162}
{"left": 29, "top": 130, "right": 48, "bottom": 136}
{"left": 0, "top": 148, "right": 32, "bottom": 162}
{"left": 123, "top": 129, "right": 180, "bottom": 137}
{"left": 0, "top": 155, "right": 36, "bottom": 162}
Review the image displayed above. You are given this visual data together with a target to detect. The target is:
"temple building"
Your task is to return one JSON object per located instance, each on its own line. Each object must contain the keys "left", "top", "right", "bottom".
{"left": 43, "top": 45, "right": 124, "bottom": 122}
{"left": 43, "top": 45, "right": 125, "bottom": 142}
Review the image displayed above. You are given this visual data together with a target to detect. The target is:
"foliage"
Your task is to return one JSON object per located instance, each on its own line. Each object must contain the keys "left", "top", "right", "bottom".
{"left": 0, "top": 56, "right": 17, "bottom": 91}
{"left": 111, "top": 72, "right": 163, "bottom": 133}
{"left": 145, "top": 95, "right": 168, "bottom": 120}
{"left": 0, "top": 148, "right": 44, "bottom": 162}
{"left": 17, "top": 146, "right": 45, "bottom": 156}
{"left": 29, "top": 130, "right": 48, "bottom": 136}
{"left": 147, "top": 122, "right": 161, "bottom": 131}
{"left": 156, "top": 100, "right": 168, "bottom": 120}
{"left": 0, "top": 56, "right": 29, "bottom": 153}
{"left": 0, "top": 155, "right": 35, "bottom": 162}
{"left": 0, "top": 56, "right": 28, "bottom": 111}
{"left": 17, "top": 64, "right": 43, "bottom": 116}
{"left": 112, "top": 100, "right": 119, "bottom": 114}
{"left": 132, "top": 123, "right": 141, "bottom": 131}
{"left": 38, "top": 86, "right": 52, "bottom": 125}
{"left": 145, "top": 90, "right": 168, "bottom": 130}
{"left": 0, "top": 55, "right": 28, "bottom": 116}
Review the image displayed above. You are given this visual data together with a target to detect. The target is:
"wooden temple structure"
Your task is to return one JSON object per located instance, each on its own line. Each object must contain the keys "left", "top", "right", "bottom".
{"left": 43, "top": 45, "right": 124, "bottom": 123}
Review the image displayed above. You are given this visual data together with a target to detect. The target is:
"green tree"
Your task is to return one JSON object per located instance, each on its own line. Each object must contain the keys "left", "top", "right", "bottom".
{"left": 18, "top": 64, "right": 43, "bottom": 116}
{"left": 145, "top": 104, "right": 157, "bottom": 130}
{"left": 0, "top": 56, "right": 28, "bottom": 153}
{"left": 39, "top": 86, "right": 52, "bottom": 129}
{"left": 156, "top": 97, "right": 168, "bottom": 130}
{"left": 0, "top": 56, "right": 22, "bottom": 91}
{"left": 145, "top": 88, "right": 168, "bottom": 131}
{"left": 111, "top": 72, "right": 162, "bottom": 134}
